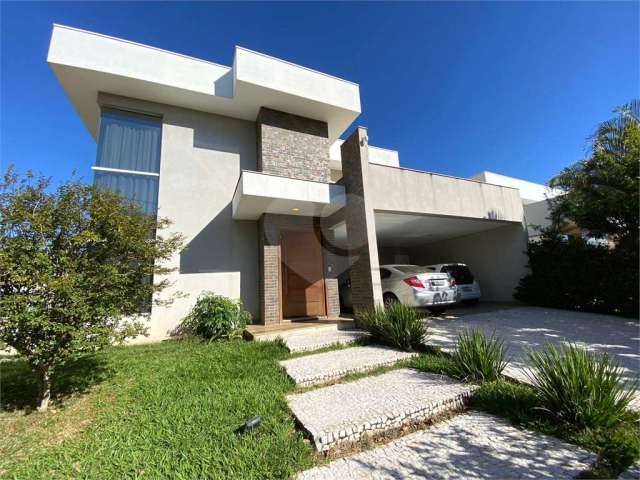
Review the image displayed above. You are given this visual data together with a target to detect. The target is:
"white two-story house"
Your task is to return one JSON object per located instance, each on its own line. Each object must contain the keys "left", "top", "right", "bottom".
{"left": 47, "top": 24, "right": 556, "bottom": 341}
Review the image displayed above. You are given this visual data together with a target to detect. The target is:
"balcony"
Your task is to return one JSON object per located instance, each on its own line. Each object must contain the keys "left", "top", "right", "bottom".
{"left": 231, "top": 171, "right": 345, "bottom": 220}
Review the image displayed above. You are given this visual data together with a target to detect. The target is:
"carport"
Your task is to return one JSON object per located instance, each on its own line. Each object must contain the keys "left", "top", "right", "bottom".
{"left": 375, "top": 211, "right": 527, "bottom": 302}
{"left": 326, "top": 128, "right": 530, "bottom": 313}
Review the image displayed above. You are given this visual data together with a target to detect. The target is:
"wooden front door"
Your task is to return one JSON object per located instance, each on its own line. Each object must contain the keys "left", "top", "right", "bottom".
{"left": 281, "top": 229, "right": 326, "bottom": 318}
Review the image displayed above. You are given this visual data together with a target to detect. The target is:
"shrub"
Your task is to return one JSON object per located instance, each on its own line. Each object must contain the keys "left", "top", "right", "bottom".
{"left": 515, "top": 234, "right": 638, "bottom": 317}
{"left": 183, "top": 292, "right": 250, "bottom": 341}
{"left": 527, "top": 343, "right": 637, "bottom": 429}
{"left": 450, "top": 329, "right": 508, "bottom": 382}
{"left": 357, "top": 303, "right": 427, "bottom": 351}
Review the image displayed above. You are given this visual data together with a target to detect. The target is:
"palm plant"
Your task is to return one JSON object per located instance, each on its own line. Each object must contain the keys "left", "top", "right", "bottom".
{"left": 357, "top": 303, "right": 428, "bottom": 351}
{"left": 527, "top": 343, "right": 638, "bottom": 429}
{"left": 450, "top": 329, "right": 508, "bottom": 382}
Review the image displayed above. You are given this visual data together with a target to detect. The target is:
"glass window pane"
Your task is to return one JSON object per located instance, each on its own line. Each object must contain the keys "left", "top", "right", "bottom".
{"left": 96, "top": 110, "right": 162, "bottom": 173}
{"left": 94, "top": 171, "right": 159, "bottom": 215}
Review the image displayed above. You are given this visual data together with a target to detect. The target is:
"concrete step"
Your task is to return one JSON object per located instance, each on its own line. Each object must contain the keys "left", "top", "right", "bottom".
{"left": 280, "top": 346, "right": 418, "bottom": 387}
{"left": 284, "top": 329, "right": 368, "bottom": 353}
{"left": 248, "top": 320, "right": 356, "bottom": 342}
{"left": 297, "top": 411, "right": 596, "bottom": 479}
{"left": 286, "top": 369, "right": 477, "bottom": 452}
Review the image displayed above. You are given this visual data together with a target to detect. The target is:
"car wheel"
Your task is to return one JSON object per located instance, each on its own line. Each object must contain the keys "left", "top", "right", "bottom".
{"left": 428, "top": 307, "right": 446, "bottom": 316}
{"left": 462, "top": 299, "right": 479, "bottom": 307}
{"left": 383, "top": 293, "right": 399, "bottom": 306}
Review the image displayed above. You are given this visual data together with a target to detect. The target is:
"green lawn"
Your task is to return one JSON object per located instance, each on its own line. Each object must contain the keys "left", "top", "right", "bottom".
{"left": 1, "top": 339, "right": 638, "bottom": 479}
{"left": 1, "top": 339, "right": 315, "bottom": 479}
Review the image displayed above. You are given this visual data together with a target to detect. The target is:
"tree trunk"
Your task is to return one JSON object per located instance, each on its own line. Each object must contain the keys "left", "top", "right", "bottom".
{"left": 34, "top": 364, "right": 51, "bottom": 412}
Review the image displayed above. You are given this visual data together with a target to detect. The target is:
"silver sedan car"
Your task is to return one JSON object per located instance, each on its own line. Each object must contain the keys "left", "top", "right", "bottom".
{"left": 380, "top": 264, "right": 457, "bottom": 314}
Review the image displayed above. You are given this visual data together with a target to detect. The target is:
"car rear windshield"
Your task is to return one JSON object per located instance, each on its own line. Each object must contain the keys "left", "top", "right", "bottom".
{"left": 442, "top": 265, "right": 474, "bottom": 284}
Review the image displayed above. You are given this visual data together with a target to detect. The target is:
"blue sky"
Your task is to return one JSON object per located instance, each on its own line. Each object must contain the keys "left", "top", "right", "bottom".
{"left": 1, "top": 1, "right": 638, "bottom": 185}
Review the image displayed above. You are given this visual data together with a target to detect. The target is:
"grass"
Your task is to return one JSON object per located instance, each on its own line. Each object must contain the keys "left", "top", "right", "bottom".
{"left": 1, "top": 339, "right": 315, "bottom": 479}
{"left": 2, "top": 339, "right": 638, "bottom": 479}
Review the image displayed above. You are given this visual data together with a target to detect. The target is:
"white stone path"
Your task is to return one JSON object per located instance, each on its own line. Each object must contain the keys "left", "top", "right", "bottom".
{"left": 280, "top": 345, "right": 417, "bottom": 387}
{"left": 282, "top": 325, "right": 601, "bottom": 478}
{"left": 298, "top": 411, "right": 597, "bottom": 479}
{"left": 282, "top": 329, "right": 367, "bottom": 353}
{"left": 287, "top": 369, "right": 477, "bottom": 452}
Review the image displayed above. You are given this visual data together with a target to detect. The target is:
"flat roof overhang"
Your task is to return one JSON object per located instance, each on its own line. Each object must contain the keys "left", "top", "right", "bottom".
{"left": 330, "top": 211, "right": 519, "bottom": 249}
{"left": 374, "top": 211, "right": 518, "bottom": 248}
{"left": 232, "top": 171, "right": 346, "bottom": 220}
{"left": 47, "top": 25, "right": 361, "bottom": 142}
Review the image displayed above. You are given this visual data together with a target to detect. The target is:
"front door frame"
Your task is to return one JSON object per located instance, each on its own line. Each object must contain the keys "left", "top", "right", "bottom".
{"left": 279, "top": 223, "right": 328, "bottom": 320}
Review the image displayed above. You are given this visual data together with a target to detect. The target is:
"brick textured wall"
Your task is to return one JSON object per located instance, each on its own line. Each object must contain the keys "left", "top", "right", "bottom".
{"left": 259, "top": 215, "right": 281, "bottom": 324}
{"left": 322, "top": 229, "right": 341, "bottom": 318}
{"left": 258, "top": 214, "right": 341, "bottom": 324}
{"left": 257, "top": 108, "right": 331, "bottom": 183}
{"left": 340, "top": 127, "right": 384, "bottom": 313}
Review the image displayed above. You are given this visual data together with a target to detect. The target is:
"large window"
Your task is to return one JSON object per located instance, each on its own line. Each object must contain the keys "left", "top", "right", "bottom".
{"left": 93, "top": 109, "right": 162, "bottom": 215}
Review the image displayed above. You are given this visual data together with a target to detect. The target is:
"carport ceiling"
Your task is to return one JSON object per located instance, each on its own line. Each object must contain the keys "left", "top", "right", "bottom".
{"left": 375, "top": 212, "right": 514, "bottom": 247}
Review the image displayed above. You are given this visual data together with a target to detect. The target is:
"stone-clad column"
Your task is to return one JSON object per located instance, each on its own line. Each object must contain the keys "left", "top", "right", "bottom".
{"left": 322, "top": 229, "right": 341, "bottom": 318}
{"left": 258, "top": 215, "right": 281, "bottom": 324}
{"left": 340, "top": 127, "right": 383, "bottom": 312}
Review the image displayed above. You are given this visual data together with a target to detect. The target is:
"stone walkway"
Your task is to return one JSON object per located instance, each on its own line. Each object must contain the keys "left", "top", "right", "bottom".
{"left": 297, "top": 411, "right": 596, "bottom": 479}
{"left": 280, "top": 346, "right": 417, "bottom": 387}
{"left": 283, "top": 329, "right": 367, "bottom": 353}
{"left": 287, "top": 369, "right": 477, "bottom": 452}
{"left": 429, "top": 306, "right": 640, "bottom": 410}
{"left": 619, "top": 462, "right": 640, "bottom": 479}
{"left": 429, "top": 306, "right": 639, "bottom": 382}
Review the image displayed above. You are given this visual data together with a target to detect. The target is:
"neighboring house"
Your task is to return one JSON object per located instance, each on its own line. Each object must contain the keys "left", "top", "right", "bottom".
{"left": 49, "top": 25, "right": 544, "bottom": 341}
{"left": 470, "top": 171, "right": 561, "bottom": 241}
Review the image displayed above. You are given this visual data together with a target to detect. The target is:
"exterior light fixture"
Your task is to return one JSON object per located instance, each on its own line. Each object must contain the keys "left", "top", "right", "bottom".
{"left": 236, "top": 416, "right": 262, "bottom": 434}
{"left": 291, "top": 207, "right": 300, "bottom": 212}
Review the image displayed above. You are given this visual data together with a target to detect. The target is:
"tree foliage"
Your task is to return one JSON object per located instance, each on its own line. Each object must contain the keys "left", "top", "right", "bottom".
{"left": 516, "top": 101, "right": 639, "bottom": 316}
{"left": 549, "top": 100, "right": 639, "bottom": 250}
{"left": 0, "top": 168, "right": 183, "bottom": 410}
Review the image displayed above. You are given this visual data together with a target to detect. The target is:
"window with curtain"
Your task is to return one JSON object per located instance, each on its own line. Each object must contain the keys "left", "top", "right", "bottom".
{"left": 93, "top": 109, "right": 162, "bottom": 215}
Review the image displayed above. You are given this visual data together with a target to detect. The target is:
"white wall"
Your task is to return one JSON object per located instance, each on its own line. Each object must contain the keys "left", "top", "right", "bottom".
{"left": 329, "top": 140, "right": 400, "bottom": 169}
{"left": 523, "top": 199, "right": 552, "bottom": 238}
{"left": 369, "top": 165, "right": 524, "bottom": 222}
{"left": 409, "top": 223, "right": 529, "bottom": 302}
{"left": 99, "top": 93, "right": 259, "bottom": 342}
{"left": 471, "top": 171, "right": 560, "bottom": 204}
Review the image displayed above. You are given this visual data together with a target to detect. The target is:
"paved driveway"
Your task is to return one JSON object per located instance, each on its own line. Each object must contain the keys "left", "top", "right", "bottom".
{"left": 428, "top": 306, "right": 640, "bottom": 391}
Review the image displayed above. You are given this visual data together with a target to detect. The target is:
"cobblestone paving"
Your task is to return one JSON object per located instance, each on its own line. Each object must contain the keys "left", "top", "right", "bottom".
{"left": 429, "top": 306, "right": 640, "bottom": 409}
{"left": 287, "top": 369, "right": 477, "bottom": 452}
{"left": 284, "top": 330, "right": 368, "bottom": 353}
{"left": 619, "top": 462, "right": 640, "bottom": 479}
{"left": 280, "top": 346, "right": 418, "bottom": 387}
{"left": 297, "top": 411, "right": 596, "bottom": 479}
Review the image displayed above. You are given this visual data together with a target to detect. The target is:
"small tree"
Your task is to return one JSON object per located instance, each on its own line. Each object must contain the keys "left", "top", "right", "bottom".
{"left": 0, "top": 168, "right": 183, "bottom": 411}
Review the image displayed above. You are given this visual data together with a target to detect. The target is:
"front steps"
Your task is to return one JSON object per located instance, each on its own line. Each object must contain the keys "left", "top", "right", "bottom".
{"left": 297, "top": 411, "right": 597, "bottom": 479}
{"left": 248, "top": 319, "right": 367, "bottom": 352}
{"left": 271, "top": 321, "right": 597, "bottom": 477}
{"left": 286, "top": 369, "right": 477, "bottom": 452}
{"left": 280, "top": 346, "right": 418, "bottom": 387}
{"left": 284, "top": 329, "right": 367, "bottom": 353}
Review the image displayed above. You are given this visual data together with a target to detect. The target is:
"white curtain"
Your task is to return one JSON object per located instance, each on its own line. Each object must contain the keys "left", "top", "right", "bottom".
{"left": 94, "top": 171, "right": 159, "bottom": 215}
{"left": 96, "top": 111, "right": 161, "bottom": 173}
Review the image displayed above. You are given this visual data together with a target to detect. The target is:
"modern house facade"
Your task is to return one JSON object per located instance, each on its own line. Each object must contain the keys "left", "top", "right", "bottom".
{"left": 48, "top": 25, "right": 554, "bottom": 341}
